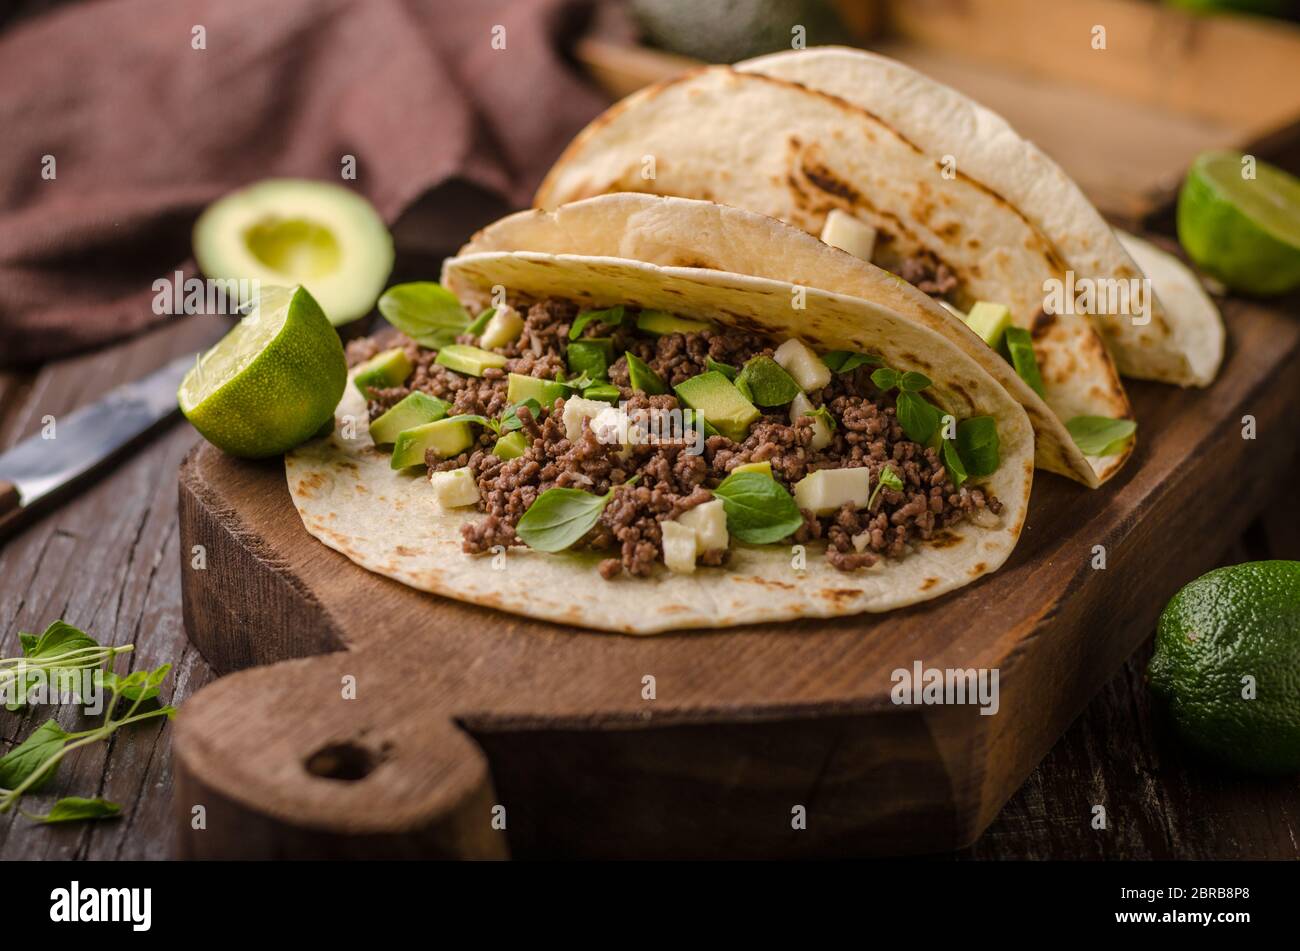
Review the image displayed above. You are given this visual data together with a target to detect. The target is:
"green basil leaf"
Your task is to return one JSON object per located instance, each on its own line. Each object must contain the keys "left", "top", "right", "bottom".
{"left": 941, "top": 438, "right": 968, "bottom": 488}
{"left": 499, "top": 399, "right": 542, "bottom": 433}
{"left": 822, "top": 351, "right": 882, "bottom": 373}
{"left": 378, "top": 283, "right": 470, "bottom": 349}
{"left": 896, "top": 391, "right": 941, "bottom": 445}
{"left": 581, "top": 382, "right": 622, "bottom": 404}
{"left": 870, "top": 367, "right": 901, "bottom": 391}
{"left": 101, "top": 670, "right": 160, "bottom": 705}
{"left": 867, "top": 464, "right": 903, "bottom": 510}
{"left": 569, "top": 305, "right": 625, "bottom": 340}
{"left": 706, "top": 357, "right": 738, "bottom": 380}
{"left": 1003, "top": 327, "right": 1045, "bottom": 398}
{"left": 899, "top": 370, "right": 932, "bottom": 392}
{"left": 735, "top": 356, "right": 801, "bottom": 407}
{"left": 20, "top": 620, "right": 100, "bottom": 665}
{"left": 32, "top": 797, "right": 122, "bottom": 824}
{"left": 711, "top": 471, "right": 804, "bottom": 544}
{"left": 1066, "top": 416, "right": 1137, "bottom": 456}
{"left": 0, "top": 719, "right": 70, "bottom": 791}
{"left": 955, "top": 416, "right": 1000, "bottom": 477}
{"left": 515, "top": 487, "right": 617, "bottom": 552}
{"left": 566, "top": 339, "right": 610, "bottom": 380}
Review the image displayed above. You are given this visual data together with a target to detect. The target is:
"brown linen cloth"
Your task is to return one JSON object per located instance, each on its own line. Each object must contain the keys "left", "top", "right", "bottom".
{"left": 0, "top": 0, "right": 611, "bottom": 366}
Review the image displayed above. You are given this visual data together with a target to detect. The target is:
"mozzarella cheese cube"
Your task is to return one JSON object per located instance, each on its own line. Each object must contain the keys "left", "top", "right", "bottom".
{"left": 793, "top": 467, "right": 871, "bottom": 516}
{"left": 676, "top": 498, "right": 728, "bottom": 552}
{"left": 590, "top": 406, "right": 633, "bottom": 458}
{"left": 478, "top": 304, "right": 524, "bottom": 350}
{"left": 773, "top": 339, "right": 832, "bottom": 393}
{"left": 429, "top": 467, "right": 480, "bottom": 509}
{"left": 820, "top": 209, "right": 877, "bottom": 261}
{"left": 789, "top": 392, "right": 833, "bottom": 451}
{"left": 660, "top": 519, "right": 698, "bottom": 574}
{"left": 562, "top": 397, "right": 612, "bottom": 441}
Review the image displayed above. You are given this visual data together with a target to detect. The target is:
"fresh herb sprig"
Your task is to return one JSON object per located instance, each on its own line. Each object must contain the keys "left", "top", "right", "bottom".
{"left": 867, "top": 465, "right": 904, "bottom": 510}
{"left": 711, "top": 471, "right": 803, "bottom": 544}
{"left": 515, "top": 478, "right": 640, "bottom": 552}
{"left": 0, "top": 621, "right": 175, "bottom": 824}
{"left": 377, "top": 282, "right": 471, "bottom": 349}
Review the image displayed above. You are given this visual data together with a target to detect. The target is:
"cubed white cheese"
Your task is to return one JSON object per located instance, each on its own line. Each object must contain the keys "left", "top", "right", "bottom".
{"left": 676, "top": 498, "right": 728, "bottom": 552}
{"left": 429, "top": 467, "right": 480, "bottom": 509}
{"left": 478, "top": 304, "right": 524, "bottom": 350}
{"left": 562, "top": 397, "right": 612, "bottom": 441}
{"left": 660, "top": 519, "right": 698, "bottom": 574}
{"left": 793, "top": 467, "right": 871, "bottom": 516}
{"left": 773, "top": 338, "right": 832, "bottom": 393}
{"left": 789, "top": 392, "right": 833, "bottom": 451}
{"left": 590, "top": 406, "right": 633, "bottom": 458}
{"left": 820, "top": 209, "right": 877, "bottom": 261}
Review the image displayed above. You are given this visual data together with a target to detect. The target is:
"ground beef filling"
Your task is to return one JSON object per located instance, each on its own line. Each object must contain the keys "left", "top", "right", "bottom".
{"left": 354, "top": 298, "right": 1000, "bottom": 576}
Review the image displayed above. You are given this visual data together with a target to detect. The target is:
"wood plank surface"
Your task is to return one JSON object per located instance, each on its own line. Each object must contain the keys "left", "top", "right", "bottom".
{"left": 167, "top": 294, "right": 1300, "bottom": 858}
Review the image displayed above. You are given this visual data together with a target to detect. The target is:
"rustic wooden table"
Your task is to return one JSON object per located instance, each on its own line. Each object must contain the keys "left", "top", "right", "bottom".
{"left": 1, "top": 305, "right": 1297, "bottom": 860}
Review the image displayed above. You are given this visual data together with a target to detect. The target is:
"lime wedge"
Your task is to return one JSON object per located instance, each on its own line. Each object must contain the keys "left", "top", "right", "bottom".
{"left": 1177, "top": 150, "right": 1300, "bottom": 296}
{"left": 179, "top": 285, "right": 347, "bottom": 458}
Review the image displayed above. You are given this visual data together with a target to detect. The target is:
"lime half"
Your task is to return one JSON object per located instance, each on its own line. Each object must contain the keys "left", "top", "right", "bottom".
{"left": 1177, "top": 150, "right": 1300, "bottom": 296}
{"left": 179, "top": 285, "right": 347, "bottom": 458}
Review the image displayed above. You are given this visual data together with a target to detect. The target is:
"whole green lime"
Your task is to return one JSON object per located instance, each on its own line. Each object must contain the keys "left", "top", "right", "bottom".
{"left": 1149, "top": 561, "right": 1300, "bottom": 774}
{"left": 179, "top": 284, "right": 346, "bottom": 458}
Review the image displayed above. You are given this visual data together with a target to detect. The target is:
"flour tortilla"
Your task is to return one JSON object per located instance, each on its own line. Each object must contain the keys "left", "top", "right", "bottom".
{"left": 286, "top": 250, "right": 1034, "bottom": 634}
{"left": 534, "top": 65, "right": 1135, "bottom": 483}
{"left": 461, "top": 193, "right": 1103, "bottom": 487}
{"left": 737, "top": 47, "right": 1224, "bottom": 388}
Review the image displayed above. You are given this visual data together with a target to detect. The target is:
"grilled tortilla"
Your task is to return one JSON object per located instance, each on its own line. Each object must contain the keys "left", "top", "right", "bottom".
{"left": 535, "top": 60, "right": 1148, "bottom": 484}
{"left": 286, "top": 226, "right": 1034, "bottom": 634}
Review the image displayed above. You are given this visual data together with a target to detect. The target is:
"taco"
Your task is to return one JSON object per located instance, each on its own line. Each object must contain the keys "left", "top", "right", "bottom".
{"left": 534, "top": 52, "right": 1211, "bottom": 484}
{"left": 286, "top": 200, "right": 1035, "bottom": 634}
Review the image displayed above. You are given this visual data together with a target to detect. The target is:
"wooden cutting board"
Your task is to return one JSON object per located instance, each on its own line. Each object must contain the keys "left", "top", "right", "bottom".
{"left": 170, "top": 289, "right": 1300, "bottom": 859}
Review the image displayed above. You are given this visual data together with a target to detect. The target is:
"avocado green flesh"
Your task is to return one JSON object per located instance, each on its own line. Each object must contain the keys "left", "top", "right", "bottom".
{"left": 582, "top": 383, "right": 621, "bottom": 404}
{"left": 674, "top": 370, "right": 760, "bottom": 442}
{"left": 244, "top": 218, "right": 342, "bottom": 279}
{"left": 963, "top": 301, "right": 1013, "bottom": 349}
{"left": 1149, "top": 561, "right": 1300, "bottom": 774}
{"left": 635, "top": 310, "right": 713, "bottom": 335}
{"left": 390, "top": 419, "right": 473, "bottom": 469}
{"left": 435, "top": 344, "right": 507, "bottom": 377}
{"left": 354, "top": 347, "right": 413, "bottom": 396}
{"left": 492, "top": 431, "right": 529, "bottom": 460}
{"left": 369, "top": 392, "right": 449, "bottom": 445}
{"left": 507, "top": 373, "right": 568, "bottom": 408}
{"left": 736, "top": 356, "right": 800, "bottom": 407}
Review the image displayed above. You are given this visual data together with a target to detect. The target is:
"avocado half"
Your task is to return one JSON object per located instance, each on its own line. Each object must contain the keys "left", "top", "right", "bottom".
{"left": 193, "top": 179, "right": 394, "bottom": 326}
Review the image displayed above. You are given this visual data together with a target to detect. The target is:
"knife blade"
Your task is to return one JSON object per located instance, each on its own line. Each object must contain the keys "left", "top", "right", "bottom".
{"left": 0, "top": 353, "right": 195, "bottom": 528}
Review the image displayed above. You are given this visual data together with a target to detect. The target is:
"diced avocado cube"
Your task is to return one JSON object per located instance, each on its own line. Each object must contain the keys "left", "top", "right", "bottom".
{"left": 390, "top": 418, "right": 474, "bottom": 469}
{"left": 635, "top": 310, "right": 713, "bottom": 336}
{"left": 820, "top": 209, "right": 877, "bottom": 261}
{"left": 507, "top": 372, "right": 568, "bottom": 408}
{"left": 492, "top": 430, "right": 529, "bottom": 460}
{"left": 793, "top": 467, "right": 871, "bottom": 516}
{"left": 478, "top": 304, "right": 524, "bottom": 349}
{"left": 353, "top": 347, "right": 413, "bottom": 396}
{"left": 773, "top": 339, "right": 832, "bottom": 392}
{"left": 732, "top": 460, "right": 773, "bottom": 477}
{"left": 428, "top": 466, "right": 480, "bottom": 509}
{"left": 789, "top": 392, "right": 832, "bottom": 450}
{"left": 581, "top": 382, "right": 621, "bottom": 404}
{"left": 673, "top": 371, "right": 760, "bottom": 442}
{"left": 369, "top": 392, "right": 450, "bottom": 446}
{"left": 567, "top": 338, "right": 612, "bottom": 379}
{"left": 660, "top": 520, "right": 698, "bottom": 574}
{"left": 625, "top": 351, "right": 668, "bottom": 395}
{"left": 676, "top": 498, "right": 728, "bottom": 552}
{"left": 434, "top": 344, "right": 508, "bottom": 377}
{"left": 736, "top": 355, "right": 801, "bottom": 407}
{"left": 964, "top": 301, "right": 1013, "bottom": 350}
